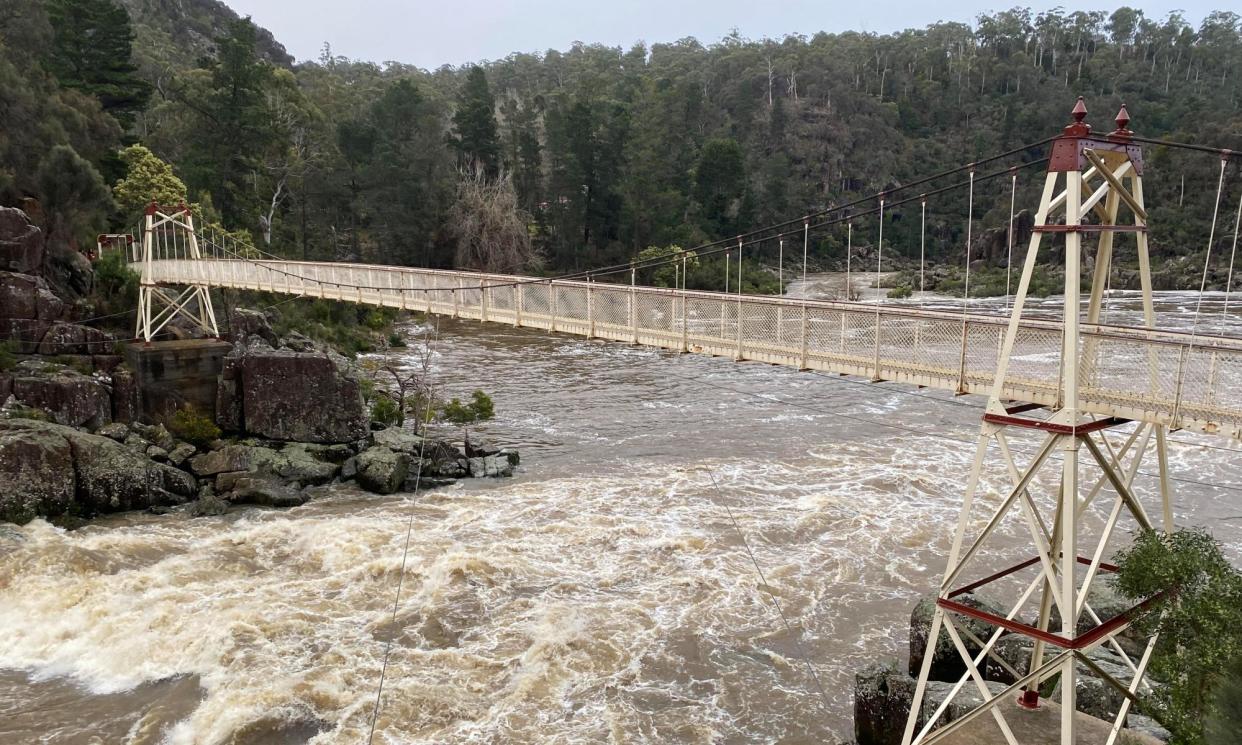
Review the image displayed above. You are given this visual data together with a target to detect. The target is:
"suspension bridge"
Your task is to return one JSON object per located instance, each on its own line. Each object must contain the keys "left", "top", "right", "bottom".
{"left": 112, "top": 99, "right": 1242, "bottom": 745}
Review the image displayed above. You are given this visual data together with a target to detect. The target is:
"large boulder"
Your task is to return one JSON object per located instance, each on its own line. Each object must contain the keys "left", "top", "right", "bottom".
{"left": 36, "top": 322, "right": 112, "bottom": 355}
{"left": 42, "top": 242, "right": 94, "bottom": 299}
{"left": 215, "top": 349, "right": 244, "bottom": 432}
{"left": 0, "top": 420, "right": 75, "bottom": 523}
{"left": 0, "top": 318, "right": 51, "bottom": 354}
{"left": 854, "top": 662, "right": 1008, "bottom": 745}
{"left": 0, "top": 270, "right": 39, "bottom": 319}
{"left": 190, "top": 442, "right": 339, "bottom": 486}
{"left": 0, "top": 420, "right": 195, "bottom": 523}
{"left": 8, "top": 360, "right": 111, "bottom": 429}
{"left": 228, "top": 308, "right": 279, "bottom": 347}
{"left": 110, "top": 365, "right": 139, "bottom": 424}
{"left": 354, "top": 446, "right": 410, "bottom": 495}
{"left": 224, "top": 476, "right": 309, "bottom": 507}
{"left": 467, "top": 454, "right": 513, "bottom": 478}
{"left": 189, "top": 444, "right": 278, "bottom": 477}
{"left": 371, "top": 426, "right": 425, "bottom": 454}
{"left": 67, "top": 427, "right": 196, "bottom": 514}
{"left": 0, "top": 208, "right": 44, "bottom": 274}
{"left": 227, "top": 348, "right": 368, "bottom": 443}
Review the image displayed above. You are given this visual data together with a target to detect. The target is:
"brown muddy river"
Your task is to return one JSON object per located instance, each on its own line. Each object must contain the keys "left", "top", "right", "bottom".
{"left": 1, "top": 280, "right": 1240, "bottom": 744}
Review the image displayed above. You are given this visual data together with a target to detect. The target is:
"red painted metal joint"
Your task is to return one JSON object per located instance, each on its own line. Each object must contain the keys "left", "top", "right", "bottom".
{"left": 981, "top": 412, "right": 1131, "bottom": 435}
{"left": 939, "top": 554, "right": 1170, "bottom": 651}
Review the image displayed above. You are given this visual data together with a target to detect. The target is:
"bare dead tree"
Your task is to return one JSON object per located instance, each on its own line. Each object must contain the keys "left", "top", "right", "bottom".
{"left": 363, "top": 333, "right": 435, "bottom": 431}
{"left": 447, "top": 165, "right": 538, "bottom": 274}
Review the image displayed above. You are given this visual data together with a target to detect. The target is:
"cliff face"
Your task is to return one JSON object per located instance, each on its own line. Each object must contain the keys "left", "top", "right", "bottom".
{"left": 118, "top": 0, "right": 294, "bottom": 72}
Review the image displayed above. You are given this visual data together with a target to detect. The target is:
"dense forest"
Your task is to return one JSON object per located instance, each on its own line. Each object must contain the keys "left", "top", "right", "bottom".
{"left": 2, "top": 0, "right": 1242, "bottom": 292}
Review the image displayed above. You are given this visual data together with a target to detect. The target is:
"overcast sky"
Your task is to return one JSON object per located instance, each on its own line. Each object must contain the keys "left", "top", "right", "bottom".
{"left": 225, "top": 0, "right": 1220, "bottom": 68}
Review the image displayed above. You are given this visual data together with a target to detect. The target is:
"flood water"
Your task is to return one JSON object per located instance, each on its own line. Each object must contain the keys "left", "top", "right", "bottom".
{"left": 2, "top": 277, "right": 1241, "bottom": 744}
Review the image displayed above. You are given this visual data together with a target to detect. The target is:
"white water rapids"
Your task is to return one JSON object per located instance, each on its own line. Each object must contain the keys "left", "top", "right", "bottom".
{"left": 1, "top": 280, "right": 1240, "bottom": 744}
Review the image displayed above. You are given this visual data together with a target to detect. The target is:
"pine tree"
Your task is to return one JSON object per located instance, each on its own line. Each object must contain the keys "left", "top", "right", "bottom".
{"left": 452, "top": 66, "right": 501, "bottom": 176}
{"left": 44, "top": 0, "right": 151, "bottom": 129}
{"left": 181, "top": 18, "right": 284, "bottom": 231}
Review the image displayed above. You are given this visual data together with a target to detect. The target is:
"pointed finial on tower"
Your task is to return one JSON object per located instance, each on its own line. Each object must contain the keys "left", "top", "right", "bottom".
{"left": 1062, "top": 96, "right": 1092, "bottom": 137}
{"left": 1111, "top": 103, "right": 1133, "bottom": 138}
{"left": 1072, "top": 96, "right": 1088, "bottom": 121}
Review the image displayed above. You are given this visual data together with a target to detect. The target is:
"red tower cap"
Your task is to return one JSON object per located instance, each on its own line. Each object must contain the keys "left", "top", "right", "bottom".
{"left": 1062, "top": 96, "right": 1091, "bottom": 137}
{"left": 1111, "top": 104, "right": 1133, "bottom": 138}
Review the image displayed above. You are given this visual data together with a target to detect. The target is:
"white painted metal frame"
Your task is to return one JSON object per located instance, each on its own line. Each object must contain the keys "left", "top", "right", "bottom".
{"left": 136, "top": 206, "right": 219, "bottom": 342}
{"left": 902, "top": 136, "right": 1176, "bottom": 745}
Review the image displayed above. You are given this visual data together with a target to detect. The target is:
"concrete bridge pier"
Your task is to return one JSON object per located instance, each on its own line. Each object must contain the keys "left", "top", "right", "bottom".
{"left": 123, "top": 338, "right": 231, "bottom": 423}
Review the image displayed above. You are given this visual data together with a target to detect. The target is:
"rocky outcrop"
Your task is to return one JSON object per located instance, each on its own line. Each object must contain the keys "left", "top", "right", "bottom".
{"left": 0, "top": 208, "right": 44, "bottom": 274}
{"left": 6, "top": 360, "right": 112, "bottom": 429}
{"left": 0, "top": 420, "right": 76, "bottom": 523}
{"left": 36, "top": 322, "right": 112, "bottom": 355}
{"left": 855, "top": 662, "right": 1010, "bottom": 745}
{"left": 0, "top": 269, "right": 108, "bottom": 357}
{"left": 218, "top": 346, "right": 368, "bottom": 444}
{"left": 468, "top": 454, "right": 514, "bottom": 478}
{"left": 71, "top": 429, "right": 197, "bottom": 513}
{"left": 228, "top": 308, "right": 279, "bottom": 347}
{"left": 354, "top": 446, "right": 410, "bottom": 495}
{"left": 110, "top": 365, "right": 139, "bottom": 423}
{"left": 0, "top": 420, "right": 197, "bottom": 523}
{"left": 224, "top": 477, "right": 309, "bottom": 508}
{"left": 853, "top": 593, "right": 1173, "bottom": 745}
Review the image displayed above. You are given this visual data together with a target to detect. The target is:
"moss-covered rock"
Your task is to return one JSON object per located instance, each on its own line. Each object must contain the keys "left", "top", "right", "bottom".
{"left": 0, "top": 419, "right": 196, "bottom": 523}
{"left": 0, "top": 420, "right": 75, "bottom": 524}
{"left": 354, "top": 446, "right": 410, "bottom": 495}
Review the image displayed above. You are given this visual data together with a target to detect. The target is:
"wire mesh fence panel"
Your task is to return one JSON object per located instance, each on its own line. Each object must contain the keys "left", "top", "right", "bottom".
{"left": 963, "top": 322, "right": 1004, "bottom": 389}
{"left": 742, "top": 302, "right": 783, "bottom": 357}
{"left": 1004, "top": 325, "right": 1062, "bottom": 388}
{"left": 911, "top": 317, "right": 965, "bottom": 377}
{"left": 841, "top": 308, "right": 878, "bottom": 363}
{"left": 592, "top": 286, "right": 631, "bottom": 337}
{"left": 803, "top": 306, "right": 843, "bottom": 362}
{"left": 557, "top": 284, "right": 590, "bottom": 324}
{"left": 685, "top": 296, "right": 725, "bottom": 349}
{"left": 634, "top": 290, "right": 673, "bottom": 337}
{"left": 523, "top": 283, "right": 552, "bottom": 320}
{"left": 134, "top": 257, "right": 1242, "bottom": 435}
{"left": 1080, "top": 336, "right": 1179, "bottom": 411}
{"left": 876, "top": 316, "right": 921, "bottom": 378}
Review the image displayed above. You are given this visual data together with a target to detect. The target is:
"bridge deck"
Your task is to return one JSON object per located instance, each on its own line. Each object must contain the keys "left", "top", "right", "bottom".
{"left": 138, "top": 258, "right": 1242, "bottom": 439}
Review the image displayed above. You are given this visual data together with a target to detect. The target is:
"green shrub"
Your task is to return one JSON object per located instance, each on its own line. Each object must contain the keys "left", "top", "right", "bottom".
{"left": 0, "top": 340, "right": 17, "bottom": 372}
{"left": 52, "top": 355, "right": 94, "bottom": 375}
{"left": 370, "top": 396, "right": 400, "bottom": 427}
{"left": 1114, "top": 529, "right": 1242, "bottom": 744}
{"left": 442, "top": 390, "right": 495, "bottom": 425}
{"left": 387, "top": 332, "right": 407, "bottom": 348}
{"left": 887, "top": 284, "right": 913, "bottom": 299}
{"left": 8, "top": 406, "right": 49, "bottom": 422}
{"left": 89, "top": 250, "right": 140, "bottom": 324}
{"left": 167, "top": 406, "right": 222, "bottom": 446}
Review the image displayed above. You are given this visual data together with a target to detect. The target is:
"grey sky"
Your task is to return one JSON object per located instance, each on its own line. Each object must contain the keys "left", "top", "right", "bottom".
{"left": 225, "top": 0, "right": 1221, "bottom": 68}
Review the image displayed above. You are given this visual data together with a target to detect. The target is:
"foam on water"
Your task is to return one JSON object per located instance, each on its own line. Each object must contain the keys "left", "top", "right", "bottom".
{"left": 1, "top": 305, "right": 1239, "bottom": 743}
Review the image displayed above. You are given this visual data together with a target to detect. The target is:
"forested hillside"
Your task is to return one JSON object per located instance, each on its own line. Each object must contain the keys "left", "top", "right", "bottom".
{"left": 3, "top": 1, "right": 1241, "bottom": 292}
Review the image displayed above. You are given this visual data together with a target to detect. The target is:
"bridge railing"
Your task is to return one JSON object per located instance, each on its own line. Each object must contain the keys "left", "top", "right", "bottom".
{"left": 137, "top": 257, "right": 1242, "bottom": 438}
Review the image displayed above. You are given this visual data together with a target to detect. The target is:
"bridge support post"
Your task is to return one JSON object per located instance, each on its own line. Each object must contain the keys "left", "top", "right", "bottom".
{"left": 902, "top": 100, "right": 1174, "bottom": 745}
{"left": 135, "top": 202, "right": 219, "bottom": 343}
